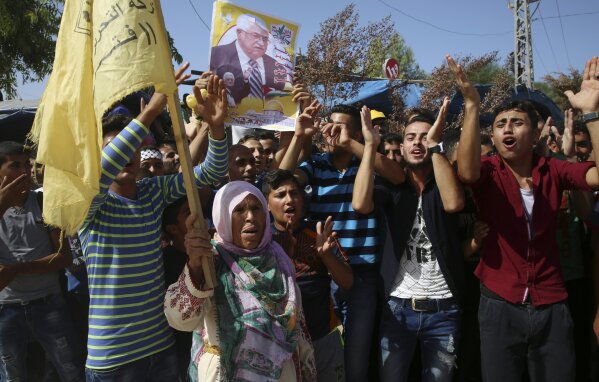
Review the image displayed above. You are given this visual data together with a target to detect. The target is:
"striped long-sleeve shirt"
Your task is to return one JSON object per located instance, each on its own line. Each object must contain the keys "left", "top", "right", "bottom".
{"left": 79, "top": 118, "right": 228, "bottom": 369}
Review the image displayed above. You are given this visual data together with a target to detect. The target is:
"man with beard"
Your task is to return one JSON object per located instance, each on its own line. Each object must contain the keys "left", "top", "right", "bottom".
{"left": 353, "top": 99, "right": 465, "bottom": 381}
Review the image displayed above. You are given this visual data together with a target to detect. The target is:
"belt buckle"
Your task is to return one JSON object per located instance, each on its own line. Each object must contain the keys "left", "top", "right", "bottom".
{"left": 411, "top": 297, "right": 428, "bottom": 312}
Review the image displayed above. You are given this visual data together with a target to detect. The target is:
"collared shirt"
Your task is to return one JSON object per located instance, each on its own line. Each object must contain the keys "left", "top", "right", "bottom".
{"left": 374, "top": 175, "right": 463, "bottom": 301}
{"left": 470, "top": 154, "right": 594, "bottom": 306}
{"left": 235, "top": 40, "right": 265, "bottom": 84}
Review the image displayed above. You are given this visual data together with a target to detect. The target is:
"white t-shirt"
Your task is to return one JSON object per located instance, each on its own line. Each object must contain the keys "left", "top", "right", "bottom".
{"left": 520, "top": 188, "right": 534, "bottom": 239}
{"left": 391, "top": 196, "right": 453, "bottom": 299}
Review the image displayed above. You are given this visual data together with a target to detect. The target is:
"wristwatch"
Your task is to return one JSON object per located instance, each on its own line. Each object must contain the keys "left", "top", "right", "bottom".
{"left": 429, "top": 143, "right": 445, "bottom": 154}
{"left": 582, "top": 111, "right": 599, "bottom": 123}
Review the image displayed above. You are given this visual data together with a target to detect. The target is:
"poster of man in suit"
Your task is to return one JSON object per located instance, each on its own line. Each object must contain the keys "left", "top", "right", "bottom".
{"left": 209, "top": 1, "right": 299, "bottom": 130}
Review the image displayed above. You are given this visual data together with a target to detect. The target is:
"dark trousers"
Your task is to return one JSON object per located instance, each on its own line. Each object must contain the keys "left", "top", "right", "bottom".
{"left": 479, "top": 293, "right": 575, "bottom": 382}
{"left": 85, "top": 346, "right": 178, "bottom": 382}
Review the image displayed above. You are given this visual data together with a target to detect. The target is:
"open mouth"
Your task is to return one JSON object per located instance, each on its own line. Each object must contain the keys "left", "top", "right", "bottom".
{"left": 410, "top": 148, "right": 425, "bottom": 158}
{"left": 242, "top": 225, "right": 258, "bottom": 235}
{"left": 284, "top": 206, "right": 297, "bottom": 219}
{"left": 503, "top": 137, "right": 516, "bottom": 149}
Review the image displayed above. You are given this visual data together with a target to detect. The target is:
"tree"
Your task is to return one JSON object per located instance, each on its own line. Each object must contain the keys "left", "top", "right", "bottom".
{"left": 420, "top": 52, "right": 512, "bottom": 130}
{"left": 0, "top": 0, "right": 61, "bottom": 99}
{"left": 364, "top": 32, "right": 425, "bottom": 80}
{"left": 299, "top": 4, "right": 395, "bottom": 111}
{"left": 0, "top": 0, "right": 182, "bottom": 100}
{"left": 543, "top": 68, "right": 583, "bottom": 111}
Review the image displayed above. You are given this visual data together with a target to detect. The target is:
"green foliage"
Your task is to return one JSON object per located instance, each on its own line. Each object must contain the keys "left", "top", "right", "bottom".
{"left": 0, "top": 0, "right": 61, "bottom": 99}
{"left": 364, "top": 33, "right": 425, "bottom": 80}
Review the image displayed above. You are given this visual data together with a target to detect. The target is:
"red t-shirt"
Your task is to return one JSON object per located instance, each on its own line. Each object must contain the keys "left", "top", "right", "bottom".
{"left": 470, "top": 154, "right": 594, "bottom": 306}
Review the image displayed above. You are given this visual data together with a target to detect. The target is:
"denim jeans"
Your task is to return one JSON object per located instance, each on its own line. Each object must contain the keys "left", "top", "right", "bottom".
{"left": 85, "top": 346, "right": 178, "bottom": 382}
{"left": 478, "top": 294, "right": 575, "bottom": 382}
{"left": 380, "top": 296, "right": 461, "bottom": 382}
{"left": 0, "top": 293, "right": 85, "bottom": 382}
{"left": 343, "top": 266, "right": 380, "bottom": 382}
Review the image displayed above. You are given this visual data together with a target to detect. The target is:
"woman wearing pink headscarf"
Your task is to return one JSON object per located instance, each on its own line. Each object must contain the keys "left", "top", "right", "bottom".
{"left": 164, "top": 181, "right": 316, "bottom": 381}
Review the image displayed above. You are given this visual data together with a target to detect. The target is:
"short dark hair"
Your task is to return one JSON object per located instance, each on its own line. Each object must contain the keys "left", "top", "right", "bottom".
{"left": 406, "top": 108, "right": 436, "bottom": 126}
{"left": 238, "top": 134, "right": 261, "bottom": 144}
{"left": 261, "top": 169, "right": 301, "bottom": 197}
{"left": 382, "top": 133, "right": 402, "bottom": 145}
{"left": 157, "top": 141, "right": 176, "bottom": 151}
{"left": 0, "top": 141, "right": 28, "bottom": 167}
{"left": 229, "top": 144, "right": 252, "bottom": 158}
{"left": 573, "top": 120, "right": 589, "bottom": 137}
{"left": 330, "top": 104, "right": 361, "bottom": 132}
{"left": 102, "top": 113, "right": 132, "bottom": 138}
{"left": 162, "top": 197, "right": 187, "bottom": 233}
{"left": 255, "top": 130, "right": 276, "bottom": 141}
{"left": 493, "top": 100, "right": 539, "bottom": 130}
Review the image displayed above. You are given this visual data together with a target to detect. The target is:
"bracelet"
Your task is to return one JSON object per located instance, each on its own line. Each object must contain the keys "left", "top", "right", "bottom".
{"left": 582, "top": 111, "right": 599, "bottom": 123}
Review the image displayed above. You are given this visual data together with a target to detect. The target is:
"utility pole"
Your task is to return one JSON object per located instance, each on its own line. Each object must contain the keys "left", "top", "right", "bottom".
{"left": 511, "top": 0, "right": 539, "bottom": 90}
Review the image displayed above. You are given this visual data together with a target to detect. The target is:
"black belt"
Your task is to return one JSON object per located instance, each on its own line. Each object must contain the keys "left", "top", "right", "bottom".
{"left": 391, "top": 296, "right": 458, "bottom": 313}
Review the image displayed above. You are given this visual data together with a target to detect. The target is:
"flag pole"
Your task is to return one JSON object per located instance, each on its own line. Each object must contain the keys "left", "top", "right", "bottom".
{"left": 154, "top": 0, "right": 215, "bottom": 288}
{"left": 167, "top": 95, "right": 216, "bottom": 289}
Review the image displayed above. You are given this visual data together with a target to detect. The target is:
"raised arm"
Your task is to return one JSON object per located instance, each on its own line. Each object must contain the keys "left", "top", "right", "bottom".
{"left": 322, "top": 113, "right": 405, "bottom": 185}
{"left": 279, "top": 99, "right": 321, "bottom": 184}
{"left": 565, "top": 57, "right": 599, "bottom": 189}
{"left": 84, "top": 64, "right": 191, "bottom": 221}
{"left": 274, "top": 83, "right": 313, "bottom": 170}
{"left": 352, "top": 106, "right": 379, "bottom": 214}
{"left": 429, "top": 97, "right": 464, "bottom": 212}
{"left": 449, "top": 55, "right": 482, "bottom": 183}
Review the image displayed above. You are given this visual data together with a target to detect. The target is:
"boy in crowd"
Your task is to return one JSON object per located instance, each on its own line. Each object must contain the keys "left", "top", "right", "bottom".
{"left": 79, "top": 71, "right": 228, "bottom": 381}
{"left": 353, "top": 100, "right": 465, "bottom": 381}
{"left": 455, "top": 55, "right": 599, "bottom": 382}
{"left": 381, "top": 133, "right": 403, "bottom": 163}
{"left": 263, "top": 169, "right": 353, "bottom": 381}
{"left": 0, "top": 142, "right": 84, "bottom": 381}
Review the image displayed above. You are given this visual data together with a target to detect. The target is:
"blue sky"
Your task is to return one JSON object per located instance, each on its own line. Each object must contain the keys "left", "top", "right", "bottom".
{"left": 14, "top": 0, "right": 599, "bottom": 100}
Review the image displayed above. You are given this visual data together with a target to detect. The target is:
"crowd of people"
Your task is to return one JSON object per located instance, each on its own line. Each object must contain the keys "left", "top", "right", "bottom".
{"left": 1, "top": 38, "right": 599, "bottom": 382}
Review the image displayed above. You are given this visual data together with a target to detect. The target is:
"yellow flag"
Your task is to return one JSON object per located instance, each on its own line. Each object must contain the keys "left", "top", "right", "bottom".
{"left": 30, "top": 0, "right": 177, "bottom": 234}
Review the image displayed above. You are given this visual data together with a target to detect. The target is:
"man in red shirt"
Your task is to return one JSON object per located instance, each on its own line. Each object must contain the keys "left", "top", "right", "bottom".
{"left": 454, "top": 55, "right": 599, "bottom": 382}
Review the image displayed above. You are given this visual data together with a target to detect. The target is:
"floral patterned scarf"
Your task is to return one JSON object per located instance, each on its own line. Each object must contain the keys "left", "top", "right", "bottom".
{"left": 212, "top": 182, "right": 299, "bottom": 381}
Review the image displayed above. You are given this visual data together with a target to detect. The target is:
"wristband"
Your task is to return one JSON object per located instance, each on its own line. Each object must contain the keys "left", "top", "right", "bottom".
{"left": 429, "top": 142, "right": 445, "bottom": 154}
{"left": 582, "top": 111, "right": 599, "bottom": 123}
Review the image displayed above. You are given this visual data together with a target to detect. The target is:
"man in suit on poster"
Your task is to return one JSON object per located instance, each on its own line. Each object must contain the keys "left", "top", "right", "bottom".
{"left": 210, "top": 13, "right": 289, "bottom": 104}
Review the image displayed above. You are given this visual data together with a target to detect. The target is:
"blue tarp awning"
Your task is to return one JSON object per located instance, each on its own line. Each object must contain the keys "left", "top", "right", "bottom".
{"left": 0, "top": 99, "right": 39, "bottom": 143}
{"left": 312, "top": 80, "right": 423, "bottom": 116}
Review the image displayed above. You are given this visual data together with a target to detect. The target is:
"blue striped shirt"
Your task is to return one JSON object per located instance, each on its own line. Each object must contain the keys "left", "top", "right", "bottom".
{"left": 299, "top": 153, "right": 379, "bottom": 265}
{"left": 79, "top": 119, "right": 228, "bottom": 369}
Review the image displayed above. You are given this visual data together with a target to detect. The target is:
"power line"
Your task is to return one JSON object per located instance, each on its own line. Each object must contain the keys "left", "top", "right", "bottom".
{"left": 187, "top": 0, "right": 210, "bottom": 31}
{"left": 377, "top": 0, "right": 512, "bottom": 37}
{"left": 554, "top": 0, "right": 572, "bottom": 68}
{"left": 537, "top": 5, "right": 561, "bottom": 72}
{"left": 533, "top": 10, "right": 599, "bottom": 20}
{"left": 531, "top": 41, "right": 549, "bottom": 76}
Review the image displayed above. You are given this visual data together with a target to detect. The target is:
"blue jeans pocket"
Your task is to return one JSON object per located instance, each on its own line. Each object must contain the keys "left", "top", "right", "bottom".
{"left": 387, "top": 298, "right": 404, "bottom": 317}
